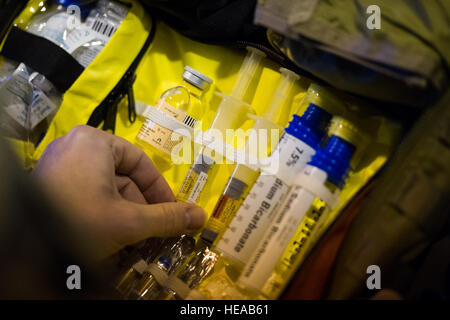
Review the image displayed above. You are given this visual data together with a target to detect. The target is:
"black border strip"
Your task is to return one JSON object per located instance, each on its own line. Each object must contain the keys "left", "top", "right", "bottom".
{"left": 1, "top": 27, "right": 84, "bottom": 93}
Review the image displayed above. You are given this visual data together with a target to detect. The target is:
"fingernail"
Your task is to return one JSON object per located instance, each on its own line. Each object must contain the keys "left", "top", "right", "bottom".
{"left": 186, "top": 205, "right": 206, "bottom": 230}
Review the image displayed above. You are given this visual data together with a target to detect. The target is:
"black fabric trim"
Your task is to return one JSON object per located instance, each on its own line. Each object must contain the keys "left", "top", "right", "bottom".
{"left": 1, "top": 27, "right": 84, "bottom": 93}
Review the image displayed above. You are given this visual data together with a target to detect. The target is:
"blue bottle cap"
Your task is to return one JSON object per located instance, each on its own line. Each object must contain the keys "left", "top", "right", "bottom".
{"left": 308, "top": 135, "right": 356, "bottom": 188}
{"left": 157, "top": 257, "right": 171, "bottom": 270}
{"left": 285, "top": 103, "right": 332, "bottom": 149}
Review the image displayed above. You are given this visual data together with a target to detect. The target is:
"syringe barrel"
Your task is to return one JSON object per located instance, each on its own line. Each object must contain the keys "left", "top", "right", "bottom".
{"left": 246, "top": 115, "right": 283, "bottom": 160}
{"left": 262, "top": 68, "right": 300, "bottom": 121}
{"left": 201, "top": 164, "right": 259, "bottom": 245}
{"left": 230, "top": 47, "right": 265, "bottom": 100}
{"left": 209, "top": 93, "right": 252, "bottom": 135}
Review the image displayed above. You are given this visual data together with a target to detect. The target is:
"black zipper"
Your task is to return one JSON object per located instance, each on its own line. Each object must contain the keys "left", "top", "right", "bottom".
{"left": 87, "top": 14, "right": 156, "bottom": 133}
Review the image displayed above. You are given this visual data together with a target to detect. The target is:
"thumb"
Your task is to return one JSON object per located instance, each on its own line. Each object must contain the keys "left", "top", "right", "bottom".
{"left": 119, "top": 201, "right": 206, "bottom": 245}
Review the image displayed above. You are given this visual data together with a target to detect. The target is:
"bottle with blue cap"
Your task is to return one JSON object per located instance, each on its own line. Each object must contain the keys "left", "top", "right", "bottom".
{"left": 124, "top": 235, "right": 196, "bottom": 300}
{"left": 211, "top": 103, "right": 332, "bottom": 282}
{"left": 237, "top": 120, "right": 356, "bottom": 296}
{"left": 136, "top": 66, "right": 212, "bottom": 165}
{"left": 261, "top": 116, "right": 362, "bottom": 299}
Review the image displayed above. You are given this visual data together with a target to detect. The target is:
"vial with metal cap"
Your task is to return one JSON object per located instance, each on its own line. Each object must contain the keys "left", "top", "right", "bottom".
{"left": 136, "top": 66, "right": 213, "bottom": 164}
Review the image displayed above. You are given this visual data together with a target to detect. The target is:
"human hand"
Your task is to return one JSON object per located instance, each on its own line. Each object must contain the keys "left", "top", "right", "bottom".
{"left": 32, "top": 125, "right": 205, "bottom": 259}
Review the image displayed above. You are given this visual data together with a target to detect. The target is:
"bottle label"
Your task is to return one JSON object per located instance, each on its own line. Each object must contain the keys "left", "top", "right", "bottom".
{"left": 1, "top": 66, "right": 57, "bottom": 129}
{"left": 29, "top": 89, "right": 58, "bottom": 128}
{"left": 5, "top": 89, "right": 59, "bottom": 129}
{"left": 275, "top": 198, "right": 327, "bottom": 277}
{"left": 207, "top": 176, "right": 250, "bottom": 239}
{"left": 215, "top": 133, "right": 316, "bottom": 266}
{"left": 187, "top": 171, "right": 208, "bottom": 203}
{"left": 0, "top": 65, "right": 32, "bottom": 126}
{"left": 216, "top": 175, "right": 289, "bottom": 265}
{"left": 159, "top": 101, "right": 187, "bottom": 121}
{"left": 137, "top": 102, "right": 194, "bottom": 155}
{"left": 238, "top": 178, "right": 319, "bottom": 291}
{"left": 72, "top": 44, "right": 104, "bottom": 68}
{"left": 212, "top": 195, "right": 240, "bottom": 222}
{"left": 264, "top": 132, "right": 316, "bottom": 185}
{"left": 68, "top": 14, "right": 123, "bottom": 51}
{"left": 67, "top": 2, "right": 129, "bottom": 65}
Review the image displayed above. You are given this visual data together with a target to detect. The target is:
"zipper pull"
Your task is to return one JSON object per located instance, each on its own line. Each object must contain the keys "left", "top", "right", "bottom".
{"left": 127, "top": 72, "right": 137, "bottom": 123}
{"left": 103, "top": 98, "right": 118, "bottom": 134}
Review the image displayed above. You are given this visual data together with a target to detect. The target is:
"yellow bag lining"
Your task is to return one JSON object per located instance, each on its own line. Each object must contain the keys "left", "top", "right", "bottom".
{"left": 2, "top": 3, "right": 403, "bottom": 299}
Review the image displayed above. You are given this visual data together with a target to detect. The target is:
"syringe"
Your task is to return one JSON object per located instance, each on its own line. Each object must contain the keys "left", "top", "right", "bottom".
{"left": 264, "top": 117, "right": 363, "bottom": 298}
{"left": 177, "top": 47, "right": 265, "bottom": 204}
{"left": 200, "top": 68, "right": 300, "bottom": 246}
{"left": 238, "top": 133, "right": 356, "bottom": 297}
{"left": 213, "top": 103, "right": 332, "bottom": 277}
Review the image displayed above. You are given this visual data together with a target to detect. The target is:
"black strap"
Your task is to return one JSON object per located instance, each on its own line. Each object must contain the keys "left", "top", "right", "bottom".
{"left": 1, "top": 27, "right": 84, "bottom": 93}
